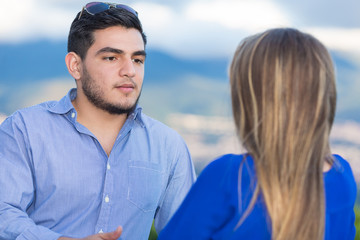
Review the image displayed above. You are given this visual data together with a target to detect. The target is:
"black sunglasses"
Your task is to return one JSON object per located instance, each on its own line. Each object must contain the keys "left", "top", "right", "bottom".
{"left": 78, "top": 2, "right": 138, "bottom": 20}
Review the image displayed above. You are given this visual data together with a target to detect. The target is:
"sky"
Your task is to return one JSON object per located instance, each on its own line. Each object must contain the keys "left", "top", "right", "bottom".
{"left": 1, "top": 0, "right": 360, "bottom": 174}
{"left": 0, "top": 0, "right": 359, "bottom": 59}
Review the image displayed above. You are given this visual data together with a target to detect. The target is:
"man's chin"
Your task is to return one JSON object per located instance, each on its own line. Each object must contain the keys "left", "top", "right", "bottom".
{"left": 100, "top": 93, "right": 140, "bottom": 115}
{"left": 101, "top": 101, "right": 138, "bottom": 115}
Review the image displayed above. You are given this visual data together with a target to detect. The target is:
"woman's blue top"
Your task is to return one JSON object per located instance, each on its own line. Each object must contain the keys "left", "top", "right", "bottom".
{"left": 158, "top": 154, "right": 357, "bottom": 239}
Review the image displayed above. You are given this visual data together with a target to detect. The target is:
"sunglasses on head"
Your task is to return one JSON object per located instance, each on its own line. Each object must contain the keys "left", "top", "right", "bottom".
{"left": 78, "top": 2, "right": 138, "bottom": 20}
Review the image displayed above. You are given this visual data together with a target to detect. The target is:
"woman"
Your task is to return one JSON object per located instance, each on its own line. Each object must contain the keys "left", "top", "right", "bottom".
{"left": 157, "top": 28, "right": 357, "bottom": 240}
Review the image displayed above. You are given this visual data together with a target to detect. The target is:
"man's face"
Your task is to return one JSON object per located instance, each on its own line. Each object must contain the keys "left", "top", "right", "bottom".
{"left": 79, "top": 26, "right": 145, "bottom": 114}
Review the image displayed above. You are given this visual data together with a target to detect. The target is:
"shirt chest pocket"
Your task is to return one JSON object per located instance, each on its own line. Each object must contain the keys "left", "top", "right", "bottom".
{"left": 127, "top": 161, "right": 165, "bottom": 212}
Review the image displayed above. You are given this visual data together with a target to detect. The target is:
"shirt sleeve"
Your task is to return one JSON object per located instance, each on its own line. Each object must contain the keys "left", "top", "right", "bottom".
{"left": 0, "top": 113, "right": 62, "bottom": 240}
{"left": 157, "top": 155, "right": 237, "bottom": 240}
{"left": 153, "top": 135, "right": 196, "bottom": 232}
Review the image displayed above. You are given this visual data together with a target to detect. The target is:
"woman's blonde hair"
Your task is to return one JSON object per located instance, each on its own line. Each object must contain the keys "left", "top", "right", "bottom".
{"left": 230, "top": 28, "right": 336, "bottom": 239}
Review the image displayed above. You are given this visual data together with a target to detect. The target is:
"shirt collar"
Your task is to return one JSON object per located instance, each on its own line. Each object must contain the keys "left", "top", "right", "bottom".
{"left": 46, "top": 88, "right": 144, "bottom": 125}
{"left": 46, "top": 88, "right": 76, "bottom": 115}
{"left": 132, "top": 105, "right": 145, "bottom": 127}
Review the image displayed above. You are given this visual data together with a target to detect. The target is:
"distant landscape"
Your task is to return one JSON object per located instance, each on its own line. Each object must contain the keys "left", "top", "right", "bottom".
{"left": 1, "top": 40, "right": 360, "bottom": 182}
{"left": 1, "top": 40, "right": 360, "bottom": 120}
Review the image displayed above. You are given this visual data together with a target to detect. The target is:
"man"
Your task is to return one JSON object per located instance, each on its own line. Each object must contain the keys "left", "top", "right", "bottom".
{"left": 0, "top": 2, "right": 196, "bottom": 240}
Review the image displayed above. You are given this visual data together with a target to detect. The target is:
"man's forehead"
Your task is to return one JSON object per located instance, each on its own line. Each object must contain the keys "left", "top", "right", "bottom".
{"left": 90, "top": 27, "right": 145, "bottom": 52}
{"left": 93, "top": 26, "right": 143, "bottom": 41}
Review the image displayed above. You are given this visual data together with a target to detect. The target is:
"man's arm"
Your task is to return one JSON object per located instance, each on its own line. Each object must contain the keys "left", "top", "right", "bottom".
{"left": 0, "top": 114, "right": 63, "bottom": 240}
{"left": 153, "top": 135, "right": 196, "bottom": 232}
{"left": 0, "top": 114, "right": 123, "bottom": 240}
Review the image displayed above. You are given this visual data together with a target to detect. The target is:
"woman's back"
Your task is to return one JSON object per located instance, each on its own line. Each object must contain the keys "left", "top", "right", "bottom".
{"left": 158, "top": 28, "right": 357, "bottom": 239}
{"left": 158, "top": 154, "right": 356, "bottom": 239}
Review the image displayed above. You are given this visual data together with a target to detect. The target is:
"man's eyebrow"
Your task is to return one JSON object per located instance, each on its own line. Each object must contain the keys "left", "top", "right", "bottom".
{"left": 95, "top": 47, "right": 146, "bottom": 58}
{"left": 96, "top": 47, "right": 123, "bottom": 56}
{"left": 133, "top": 50, "right": 147, "bottom": 58}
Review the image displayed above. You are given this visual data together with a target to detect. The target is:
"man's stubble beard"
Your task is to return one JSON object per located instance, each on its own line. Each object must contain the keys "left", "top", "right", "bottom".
{"left": 81, "top": 66, "right": 141, "bottom": 115}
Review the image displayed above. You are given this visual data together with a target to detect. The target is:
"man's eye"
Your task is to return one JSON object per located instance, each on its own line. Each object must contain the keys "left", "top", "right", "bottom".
{"left": 132, "top": 58, "right": 144, "bottom": 64}
{"left": 104, "top": 57, "right": 116, "bottom": 61}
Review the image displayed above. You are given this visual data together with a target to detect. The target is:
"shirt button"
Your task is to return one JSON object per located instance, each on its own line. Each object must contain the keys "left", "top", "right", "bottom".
{"left": 105, "top": 195, "right": 110, "bottom": 203}
{"left": 107, "top": 163, "right": 111, "bottom": 170}
{"left": 98, "top": 229, "right": 103, "bottom": 233}
{"left": 71, "top": 112, "right": 75, "bottom": 118}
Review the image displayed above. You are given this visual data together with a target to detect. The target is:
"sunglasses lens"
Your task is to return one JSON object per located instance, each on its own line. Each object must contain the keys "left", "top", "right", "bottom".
{"left": 86, "top": 2, "right": 110, "bottom": 15}
{"left": 81, "top": 2, "right": 138, "bottom": 18}
{"left": 116, "top": 4, "right": 138, "bottom": 16}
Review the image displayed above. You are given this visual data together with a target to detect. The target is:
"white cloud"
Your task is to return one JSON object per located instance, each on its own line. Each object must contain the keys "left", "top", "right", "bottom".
{"left": 131, "top": 2, "right": 242, "bottom": 58}
{"left": 127, "top": 1, "right": 360, "bottom": 59}
{"left": 185, "top": 0, "right": 291, "bottom": 31}
{"left": 331, "top": 121, "right": 360, "bottom": 145}
{"left": 133, "top": 3, "right": 174, "bottom": 29}
{"left": 0, "top": 0, "right": 75, "bottom": 43}
{"left": 0, "top": 0, "right": 359, "bottom": 59}
{"left": 305, "top": 27, "right": 360, "bottom": 54}
{"left": 0, "top": 0, "right": 31, "bottom": 37}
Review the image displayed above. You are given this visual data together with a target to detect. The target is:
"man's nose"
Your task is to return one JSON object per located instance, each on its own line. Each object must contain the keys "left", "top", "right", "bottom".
{"left": 119, "top": 58, "right": 136, "bottom": 78}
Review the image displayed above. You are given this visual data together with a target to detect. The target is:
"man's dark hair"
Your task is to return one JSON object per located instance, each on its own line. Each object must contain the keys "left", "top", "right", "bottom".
{"left": 68, "top": 7, "right": 147, "bottom": 60}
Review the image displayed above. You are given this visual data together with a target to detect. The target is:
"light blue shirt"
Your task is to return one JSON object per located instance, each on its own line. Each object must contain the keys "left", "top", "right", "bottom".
{"left": 0, "top": 88, "right": 196, "bottom": 240}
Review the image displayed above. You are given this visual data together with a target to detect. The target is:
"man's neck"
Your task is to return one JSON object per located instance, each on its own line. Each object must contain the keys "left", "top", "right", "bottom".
{"left": 71, "top": 94, "right": 128, "bottom": 156}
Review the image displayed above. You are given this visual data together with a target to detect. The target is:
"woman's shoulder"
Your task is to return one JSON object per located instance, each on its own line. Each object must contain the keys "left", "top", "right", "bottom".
{"left": 194, "top": 154, "right": 249, "bottom": 193}
{"left": 200, "top": 154, "right": 251, "bottom": 180}
{"left": 326, "top": 154, "right": 356, "bottom": 186}
{"left": 206, "top": 153, "right": 246, "bottom": 170}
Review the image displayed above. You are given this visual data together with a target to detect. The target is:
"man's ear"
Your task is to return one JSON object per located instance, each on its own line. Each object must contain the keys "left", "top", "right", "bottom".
{"left": 65, "top": 52, "right": 82, "bottom": 80}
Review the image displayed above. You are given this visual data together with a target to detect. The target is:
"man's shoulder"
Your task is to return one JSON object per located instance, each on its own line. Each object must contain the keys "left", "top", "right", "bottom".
{"left": 18, "top": 101, "right": 57, "bottom": 114}
{"left": 5, "top": 101, "right": 60, "bottom": 124}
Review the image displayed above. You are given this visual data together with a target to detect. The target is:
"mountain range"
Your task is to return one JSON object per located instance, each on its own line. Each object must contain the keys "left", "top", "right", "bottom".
{"left": 1, "top": 40, "right": 359, "bottom": 123}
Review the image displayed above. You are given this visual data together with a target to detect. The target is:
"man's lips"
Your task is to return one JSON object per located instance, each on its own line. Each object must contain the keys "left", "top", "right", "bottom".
{"left": 115, "top": 83, "right": 135, "bottom": 93}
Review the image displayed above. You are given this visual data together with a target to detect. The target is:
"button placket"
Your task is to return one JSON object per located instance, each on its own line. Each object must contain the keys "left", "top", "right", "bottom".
{"left": 95, "top": 156, "right": 114, "bottom": 232}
